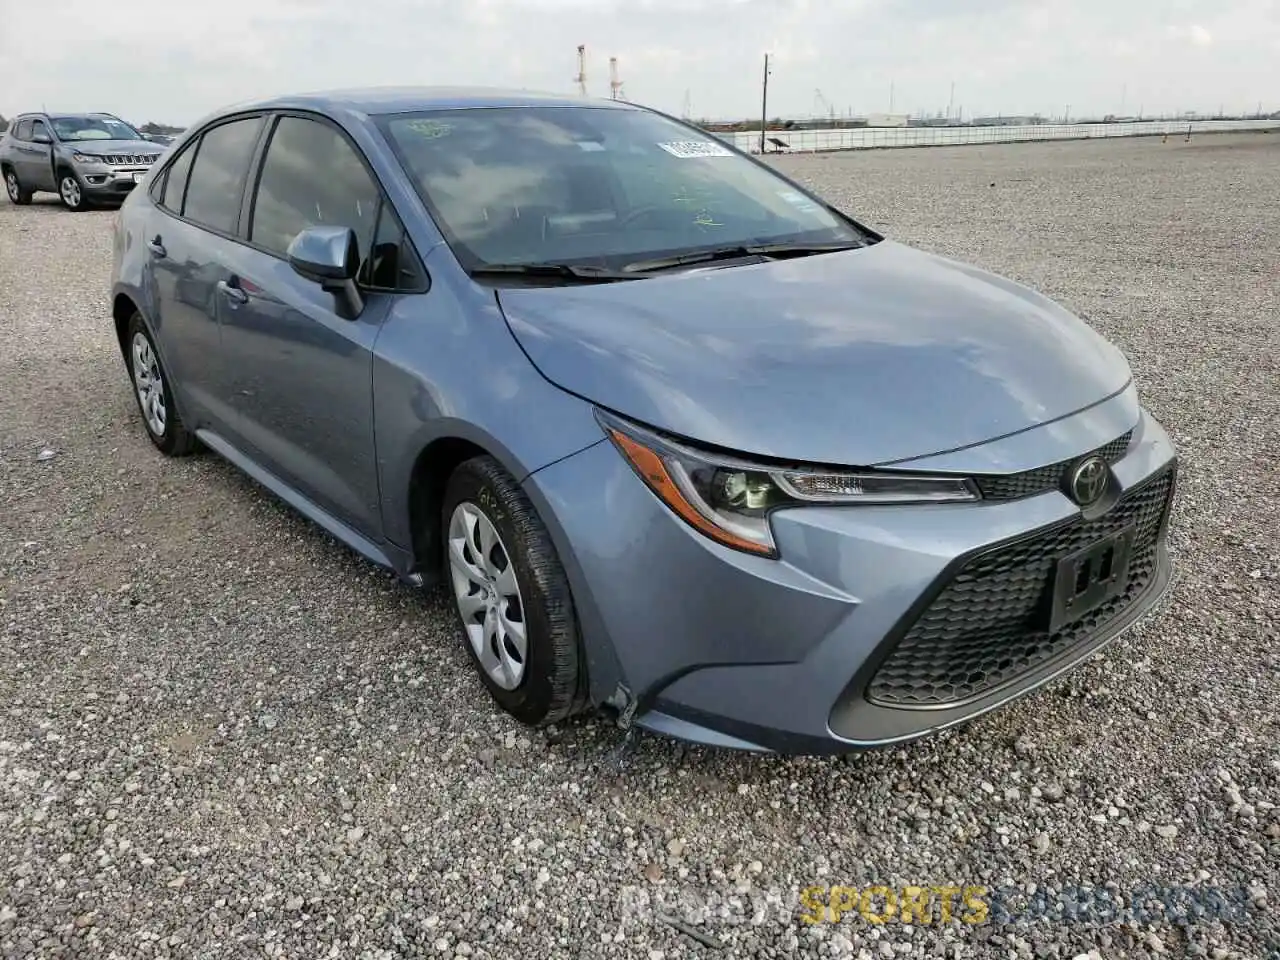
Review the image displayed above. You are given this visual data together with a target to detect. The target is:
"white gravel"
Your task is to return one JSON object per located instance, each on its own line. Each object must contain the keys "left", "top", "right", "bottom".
{"left": 1, "top": 133, "right": 1278, "bottom": 959}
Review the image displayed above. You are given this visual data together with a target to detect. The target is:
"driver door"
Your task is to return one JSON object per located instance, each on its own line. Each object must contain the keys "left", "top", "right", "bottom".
{"left": 218, "top": 113, "right": 389, "bottom": 538}
{"left": 16, "top": 119, "right": 57, "bottom": 191}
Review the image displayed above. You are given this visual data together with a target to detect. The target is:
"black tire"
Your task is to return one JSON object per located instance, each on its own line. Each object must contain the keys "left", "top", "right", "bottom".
{"left": 124, "top": 312, "right": 197, "bottom": 456}
{"left": 57, "top": 169, "right": 89, "bottom": 211}
{"left": 3, "top": 167, "right": 32, "bottom": 205}
{"left": 441, "top": 455, "right": 588, "bottom": 726}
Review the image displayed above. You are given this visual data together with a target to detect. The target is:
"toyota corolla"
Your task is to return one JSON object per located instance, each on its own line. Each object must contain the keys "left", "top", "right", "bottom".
{"left": 109, "top": 88, "right": 1177, "bottom": 753}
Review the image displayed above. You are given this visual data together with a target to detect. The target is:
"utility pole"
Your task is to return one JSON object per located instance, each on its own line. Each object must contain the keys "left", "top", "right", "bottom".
{"left": 889, "top": 80, "right": 895, "bottom": 113}
{"left": 947, "top": 81, "right": 954, "bottom": 121}
{"left": 759, "top": 53, "right": 771, "bottom": 155}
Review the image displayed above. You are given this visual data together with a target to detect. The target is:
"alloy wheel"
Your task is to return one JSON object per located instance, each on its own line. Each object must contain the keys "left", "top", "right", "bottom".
{"left": 60, "top": 176, "right": 82, "bottom": 208}
{"left": 131, "top": 331, "right": 167, "bottom": 436}
{"left": 447, "top": 501, "right": 528, "bottom": 690}
{"left": 4, "top": 172, "right": 18, "bottom": 202}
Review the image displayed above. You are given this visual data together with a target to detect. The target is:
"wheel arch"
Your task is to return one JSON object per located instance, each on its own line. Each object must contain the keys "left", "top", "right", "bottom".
{"left": 399, "top": 424, "right": 600, "bottom": 588}
{"left": 406, "top": 435, "right": 492, "bottom": 583}
{"left": 112, "top": 291, "right": 139, "bottom": 359}
{"left": 110, "top": 292, "right": 193, "bottom": 433}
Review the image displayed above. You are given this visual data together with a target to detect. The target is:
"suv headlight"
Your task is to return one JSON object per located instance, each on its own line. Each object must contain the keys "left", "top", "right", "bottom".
{"left": 598, "top": 411, "right": 979, "bottom": 558}
{"left": 71, "top": 152, "right": 102, "bottom": 165}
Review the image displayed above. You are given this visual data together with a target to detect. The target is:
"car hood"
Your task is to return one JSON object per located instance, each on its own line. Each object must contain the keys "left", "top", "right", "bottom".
{"left": 64, "top": 139, "right": 160, "bottom": 156}
{"left": 497, "top": 240, "right": 1132, "bottom": 466}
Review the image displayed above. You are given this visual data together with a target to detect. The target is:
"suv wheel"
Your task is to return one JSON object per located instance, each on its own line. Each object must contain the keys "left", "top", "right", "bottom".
{"left": 4, "top": 169, "right": 32, "bottom": 205}
{"left": 58, "top": 171, "right": 88, "bottom": 211}
{"left": 125, "top": 312, "right": 196, "bottom": 456}
{"left": 442, "top": 455, "right": 588, "bottom": 726}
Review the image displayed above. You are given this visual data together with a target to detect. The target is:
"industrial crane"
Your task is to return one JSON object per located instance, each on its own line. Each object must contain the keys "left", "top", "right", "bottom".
{"left": 813, "top": 88, "right": 836, "bottom": 122}
{"left": 609, "top": 57, "right": 625, "bottom": 101}
{"left": 574, "top": 45, "right": 587, "bottom": 96}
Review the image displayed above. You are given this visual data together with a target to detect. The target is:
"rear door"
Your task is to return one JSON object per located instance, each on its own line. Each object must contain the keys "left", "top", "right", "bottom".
{"left": 144, "top": 115, "right": 266, "bottom": 435}
{"left": 217, "top": 112, "right": 414, "bottom": 538}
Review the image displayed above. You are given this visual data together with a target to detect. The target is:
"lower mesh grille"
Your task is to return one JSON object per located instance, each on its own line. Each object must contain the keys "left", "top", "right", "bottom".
{"left": 867, "top": 465, "right": 1175, "bottom": 708}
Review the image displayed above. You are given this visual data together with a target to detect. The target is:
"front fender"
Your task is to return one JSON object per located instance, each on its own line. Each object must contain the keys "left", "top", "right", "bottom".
{"left": 372, "top": 253, "right": 606, "bottom": 555}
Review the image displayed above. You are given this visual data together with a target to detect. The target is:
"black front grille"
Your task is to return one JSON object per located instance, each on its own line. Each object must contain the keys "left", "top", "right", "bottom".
{"left": 973, "top": 430, "right": 1133, "bottom": 501}
{"left": 867, "top": 465, "right": 1175, "bottom": 708}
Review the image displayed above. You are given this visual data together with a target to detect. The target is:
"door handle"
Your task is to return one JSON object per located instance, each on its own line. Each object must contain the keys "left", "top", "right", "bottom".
{"left": 217, "top": 279, "right": 249, "bottom": 305}
{"left": 146, "top": 237, "right": 166, "bottom": 258}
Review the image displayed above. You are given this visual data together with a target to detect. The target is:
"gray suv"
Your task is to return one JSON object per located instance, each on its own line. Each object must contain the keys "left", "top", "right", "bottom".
{"left": 1, "top": 112, "right": 163, "bottom": 210}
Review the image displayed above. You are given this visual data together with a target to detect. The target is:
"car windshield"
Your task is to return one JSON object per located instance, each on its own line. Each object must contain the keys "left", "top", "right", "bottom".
{"left": 378, "top": 106, "right": 868, "bottom": 273}
{"left": 51, "top": 116, "right": 143, "bottom": 142}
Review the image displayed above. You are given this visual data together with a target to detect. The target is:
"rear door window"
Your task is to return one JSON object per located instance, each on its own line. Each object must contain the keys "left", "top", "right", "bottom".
{"left": 14, "top": 120, "right": 32, "bottom": 140}
{"left": 182, "top": 116, "right": 265, "bottom": 234}
{"left": 157, "top": 141, "right": 196, "bottom": 213}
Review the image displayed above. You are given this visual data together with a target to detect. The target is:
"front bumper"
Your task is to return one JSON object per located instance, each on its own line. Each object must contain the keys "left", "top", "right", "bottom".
{"left": 524, "top": 398, "right": 1179, "bottom": 755}
{"left": 77, "top": 166, "right": 150, "bottom": 199}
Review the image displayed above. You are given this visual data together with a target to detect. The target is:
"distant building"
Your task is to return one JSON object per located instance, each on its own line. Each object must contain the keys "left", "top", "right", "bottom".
{"left": 972, "top": 115, "right": 1048, "bottom": 127}
{"left": 866, "top": 113, "right": 909, "bottom": 127}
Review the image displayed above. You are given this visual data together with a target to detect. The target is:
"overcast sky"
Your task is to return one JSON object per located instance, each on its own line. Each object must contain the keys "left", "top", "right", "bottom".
{"left": 2, "top": 0, "right": 1276, "bottom": 125}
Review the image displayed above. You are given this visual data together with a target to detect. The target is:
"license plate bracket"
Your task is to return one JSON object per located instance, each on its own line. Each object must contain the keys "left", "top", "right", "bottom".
{"left": 1048, "top": 524, "right": 1136, "bottom": 634}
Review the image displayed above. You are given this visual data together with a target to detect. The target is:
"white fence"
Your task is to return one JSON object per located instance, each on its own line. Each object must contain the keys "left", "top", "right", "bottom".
{"left": 715, "top": 119, "right": 1277, "bottom": 154}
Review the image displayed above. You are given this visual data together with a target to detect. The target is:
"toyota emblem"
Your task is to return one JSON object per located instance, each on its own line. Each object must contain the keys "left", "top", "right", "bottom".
{"left": 1068, "top": 456, "right": 1109, "bottom": 506}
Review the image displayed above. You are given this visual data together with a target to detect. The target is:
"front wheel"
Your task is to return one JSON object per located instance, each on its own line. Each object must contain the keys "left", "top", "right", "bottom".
{"left": 58, "top": 172, "right": 88, "bottom": 211}
{"left": 441, "top": 456, "right": 588, "bottom": 726}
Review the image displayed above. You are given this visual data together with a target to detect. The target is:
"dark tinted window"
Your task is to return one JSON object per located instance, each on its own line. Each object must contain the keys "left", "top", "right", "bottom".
{"left": 361, "top": 204, "right": 426, "bottom": 291}
{"left": 183, "top": 116, "right": 264, "bottom": 234}
{"left": 159, "top": 142, "right": 196, "bottom": 213}
{"left": 250, "top": 116, "right": 378, "bottom": 262}
{"left": 29, "top": 119, "right": 50, "bottom": 142}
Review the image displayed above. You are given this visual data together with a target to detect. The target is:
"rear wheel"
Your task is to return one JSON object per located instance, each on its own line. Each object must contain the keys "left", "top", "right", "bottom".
{"left": 3, "top": 168, "right": 32, "bottom": 205}
{"left": 58, "top": 171, "right": 88, "bottom": 211}
{"left": 125, "top": 312, "right": 197, "bottom": 456}
{"left": 442, "top": 456, "right": 588, "bottom": 726}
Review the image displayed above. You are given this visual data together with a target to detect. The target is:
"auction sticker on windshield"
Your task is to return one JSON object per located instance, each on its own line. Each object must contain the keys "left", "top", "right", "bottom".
{"left": 657, "top": 140, "right": 734, "bottom": 158}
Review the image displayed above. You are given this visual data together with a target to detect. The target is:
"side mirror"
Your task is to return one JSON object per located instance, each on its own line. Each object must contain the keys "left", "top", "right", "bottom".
{"left": 286, "top": 225, "right": 364, "bottom": 319}
{"left": 31, "top": 130, "right": 52, "bottom": 145}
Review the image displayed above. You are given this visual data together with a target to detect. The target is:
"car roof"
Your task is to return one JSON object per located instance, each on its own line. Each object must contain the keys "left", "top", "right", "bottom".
{"left": 18, "top": 112, "right": 124, "bottom": 121}
{"left": 222, "top": 86, "right": 642, "bottom": 117}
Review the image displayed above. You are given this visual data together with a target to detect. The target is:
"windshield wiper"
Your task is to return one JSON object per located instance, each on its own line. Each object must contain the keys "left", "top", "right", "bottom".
{"left": 469, "top": 262, "right": 639, "bottom": 283}
{"left": 622, "top": 241, "right": 864, "bottom": 275}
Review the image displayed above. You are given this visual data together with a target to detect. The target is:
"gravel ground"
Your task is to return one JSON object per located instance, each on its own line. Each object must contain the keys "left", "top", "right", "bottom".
{"left": 1, "top": 133, "right": 1278, "bottom": 960}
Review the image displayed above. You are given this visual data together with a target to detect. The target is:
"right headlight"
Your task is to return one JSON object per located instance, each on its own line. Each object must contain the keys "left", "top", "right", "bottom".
{"left": 598, "top": 411, "right": 979, "bottom": 558}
